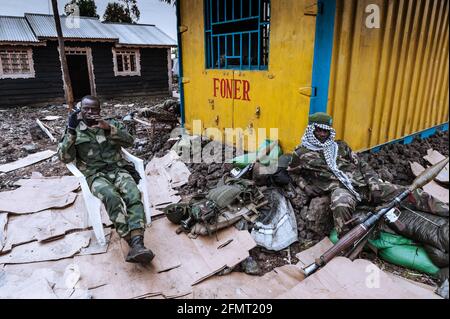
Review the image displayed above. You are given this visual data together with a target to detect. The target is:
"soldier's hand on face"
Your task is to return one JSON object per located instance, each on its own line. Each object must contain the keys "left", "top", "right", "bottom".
{"left": 67, "top": 109, "right": 81, "bottom": 134}
{"left": 92, "top": 119, "right": 111, "bottom": 131}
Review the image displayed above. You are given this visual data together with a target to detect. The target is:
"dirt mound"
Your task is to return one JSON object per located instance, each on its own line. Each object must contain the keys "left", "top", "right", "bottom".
{"left": 360, "top": 131, "right": 449, "bottom": 185}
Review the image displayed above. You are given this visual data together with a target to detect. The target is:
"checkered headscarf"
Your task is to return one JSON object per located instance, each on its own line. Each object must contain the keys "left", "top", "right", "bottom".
{"left": 301, "top": 123, "right": 361, "bottom": 201}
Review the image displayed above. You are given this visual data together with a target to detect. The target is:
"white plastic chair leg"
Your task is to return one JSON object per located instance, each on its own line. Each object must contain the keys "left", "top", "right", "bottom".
{"left": 121, "top": 148, "right": 153, "bottom": 225}
{"left": 66, "top": 163, "right": 107, "bottom": 246}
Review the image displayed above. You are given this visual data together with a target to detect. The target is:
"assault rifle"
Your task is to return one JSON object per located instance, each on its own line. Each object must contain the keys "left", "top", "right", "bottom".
{"left": 302, "top": 157, "right": 449, "bottom": 277}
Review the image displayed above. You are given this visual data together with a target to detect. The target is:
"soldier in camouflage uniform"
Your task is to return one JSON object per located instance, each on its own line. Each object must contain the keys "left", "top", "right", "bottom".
{"left": 58, "top": 96, "right": 154, "bottom": 264}
{"left": 288, "top": 112, "right": 448, "bottom": 236}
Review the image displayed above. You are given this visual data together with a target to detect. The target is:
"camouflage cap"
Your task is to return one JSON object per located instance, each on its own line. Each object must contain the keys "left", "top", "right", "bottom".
{"left": 308, "top": 112, "right": 333, "bottom": 126}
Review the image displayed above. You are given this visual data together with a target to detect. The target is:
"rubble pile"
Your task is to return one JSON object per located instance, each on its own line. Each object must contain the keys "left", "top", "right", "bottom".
{"left": 0, "top": 98, "right": 448, "bottom": 291}
{"left": 0, "top": 96, "right": 174, "bottom": 191}
{"left": 360, "top": 131, "right": 449, "bottom": 185}
{"left": 178, "top": 140, "right": 235, "bottom": 195}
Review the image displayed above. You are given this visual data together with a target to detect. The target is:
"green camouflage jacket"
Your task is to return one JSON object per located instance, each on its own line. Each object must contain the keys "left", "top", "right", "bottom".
{"left": 58, "top": 119, "right": 134, "bottom": 184}
{"left": 289, "top": 141, "right": 381, "bottom": 193}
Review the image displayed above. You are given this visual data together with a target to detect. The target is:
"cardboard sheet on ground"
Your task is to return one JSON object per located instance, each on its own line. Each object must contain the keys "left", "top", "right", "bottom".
{"left": 423, "top": 149, "right": 449, "bottom": 184}
{"left": 276, "top": 257, "right": 440, "bottom": 299}
{"left": 136, "top": 218, "right": 255, "bottom": 282}
{"left": 0, "top": 270, "right": 58, "bottom": 299}
{"left": 145, "top": 151, "right": 191, "bottom": 212}
{"left": 14, "top": 175, "right": 80, "bottom": 193}
{"left": 192, "top": 264, "right": 305, "bottom": 299}
{"left": 75, "top": 219, "right": 255, "bottom": 299}
{"left": 145, "top": 151, "right": 191, "bottom": 187}
{"left": 295, "top": 237, "right": 334, "bottom": 268}
{"left": 74, "top": 233, "right": 166, "bottom": 299}
{"left": 0, "top": 231, "right": 92, "bottom": 265}
{"left": 410, "top": 162, "right": 449, "bottom": 203}
{"left": 0, "top": 213, "right": 7, "bottom": 251}
{"left": 1, "top": 261, "right": 91, "bottom": 299}
{"left": 146, "top": 171, "right": 181, "bottom": 213}
{"left": 0, "top": 176, "right": 79, "bottom": 214}
{"left": 0, "top": 150, "right": 56, "bottom": 173}
{"left": 1, "top": 194, "right": 112, "bottom": 253}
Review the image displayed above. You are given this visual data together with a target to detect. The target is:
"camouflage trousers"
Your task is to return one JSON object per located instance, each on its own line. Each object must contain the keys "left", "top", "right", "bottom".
{"left": 330, "top": 182, "right": 449, "bottom": 236}
{"left": 90, "top": 168, "right": 145, "bottom": 238}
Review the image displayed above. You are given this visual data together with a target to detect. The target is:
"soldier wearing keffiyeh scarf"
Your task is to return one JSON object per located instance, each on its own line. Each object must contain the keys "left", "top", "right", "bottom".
{"left": 288, "top": 112, "right": 448, "bottom": 236}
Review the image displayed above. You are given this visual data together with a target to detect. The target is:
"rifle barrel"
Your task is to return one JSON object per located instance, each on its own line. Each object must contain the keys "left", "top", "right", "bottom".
{"left": 302, "top": 156, "right": 449, "bottom": 277}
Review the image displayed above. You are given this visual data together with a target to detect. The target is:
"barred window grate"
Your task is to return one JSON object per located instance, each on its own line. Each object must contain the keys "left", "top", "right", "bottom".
{"left": 205, "top": 0, "right": 270, "bottom": 70}
{"left": 113, "top": 49, "right": 141, "bottom": 76}
{"left": 0, "top": 48, "right": 35, "bottom": 79}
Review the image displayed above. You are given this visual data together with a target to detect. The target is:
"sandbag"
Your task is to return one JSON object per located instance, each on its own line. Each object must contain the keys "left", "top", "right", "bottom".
{"left": 329, "top": 230, "right": 440, "bottom": 276}
{"left": 370, "top": 232, "right": 440, "bottom": 275}
{"left": 378, "top": 245, "right": 440, "bottom": 275}
{"left": 423, "top": 244, "right": 449, "bottom": 268}
{"left": 437, "top": 267, "right": 449, "bottom": 284}
{"left": 396, "top": 208, "right": 449, "bottom": 253}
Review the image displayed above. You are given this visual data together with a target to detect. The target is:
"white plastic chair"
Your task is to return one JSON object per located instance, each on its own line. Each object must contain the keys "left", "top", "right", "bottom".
{"left": 66, "top": 148, "right": 152, "bottom": 246}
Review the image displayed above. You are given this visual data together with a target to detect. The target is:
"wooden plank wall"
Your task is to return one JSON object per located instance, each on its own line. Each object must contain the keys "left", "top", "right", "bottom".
{"left": 0, "top": 41, "right": 170, "bottom": 108}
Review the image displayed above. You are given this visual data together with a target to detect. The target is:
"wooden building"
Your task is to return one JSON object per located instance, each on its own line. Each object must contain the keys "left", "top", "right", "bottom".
{"left": 0, "top": 13, "right": 176, "bottom": 108}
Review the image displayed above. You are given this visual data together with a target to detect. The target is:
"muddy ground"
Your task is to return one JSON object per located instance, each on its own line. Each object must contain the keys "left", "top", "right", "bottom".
{"left": 0, "top": 96, "right": 175, "bottom": 191}
{"left": 0, "top": 98, "right": 448, "bottom": 287}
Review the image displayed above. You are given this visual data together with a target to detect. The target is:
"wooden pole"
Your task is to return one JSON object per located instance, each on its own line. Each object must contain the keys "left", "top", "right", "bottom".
{"left": 51, "top": 0, "right": 74, "bottom": 112}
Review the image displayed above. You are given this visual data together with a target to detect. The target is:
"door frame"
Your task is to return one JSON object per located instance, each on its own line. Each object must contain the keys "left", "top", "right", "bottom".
{"left": 65, "top": 47, "right": 97, "bottom": 96}
{"left": 309, "top": 0, "right": 337, "bottom": 115}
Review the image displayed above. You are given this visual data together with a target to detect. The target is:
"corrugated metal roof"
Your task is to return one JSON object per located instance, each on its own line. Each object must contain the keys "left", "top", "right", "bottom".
{"left": 24, "top": 13, "right": 118, "bottom": 40}
{"left": 102, "top": 23, "right": 176, "bottom": 46}
{"left": 23, "top": 14, "right": 176, "bottom": 46}
{"left": 0, "top": 14, "right": 176, "bottom": 47}
{"left": 0, "top": 16, "right": 39, "bottom": 43}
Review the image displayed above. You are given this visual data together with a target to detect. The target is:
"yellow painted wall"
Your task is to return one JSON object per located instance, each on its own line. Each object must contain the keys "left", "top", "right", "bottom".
{"left": 180, "top": 0, "right": 449, "bottom": 153}
{"left": 180, "top": 0, "right": 317, "bottom": 152}
{"left": 328, "top": 0, "right": 449, "bottom": 151}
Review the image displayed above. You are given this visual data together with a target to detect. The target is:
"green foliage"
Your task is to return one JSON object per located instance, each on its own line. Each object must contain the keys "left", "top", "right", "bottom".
{"left": 103, "top": 0, "right": 141, "bottom": 23}
{"left": 103, "top": 2, "right": 131, "bottom": 23}
{"left": 64, "top": 0, "right": 99, "bottom": 18}
{"left": 160, "top": 0, "right": 176, "bottom": 4}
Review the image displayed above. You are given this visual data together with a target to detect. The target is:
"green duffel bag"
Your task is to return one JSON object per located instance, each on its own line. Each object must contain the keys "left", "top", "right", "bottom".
{"left": 329, "top": 229, "right": 440, "bottom": 276}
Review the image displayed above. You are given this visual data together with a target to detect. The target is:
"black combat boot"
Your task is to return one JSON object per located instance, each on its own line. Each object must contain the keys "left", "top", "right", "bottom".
{"left": 125, "top": 235, "right": 155, "bottom": 264}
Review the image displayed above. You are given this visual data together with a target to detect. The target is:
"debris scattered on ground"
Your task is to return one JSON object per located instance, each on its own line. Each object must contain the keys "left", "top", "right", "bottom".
{"left": 71, "top": 219, "right": 255, "bottom": 299}
{"left": 410, "top": 161, "right": 449, "bottom": 203}
{"left": 0, "top": 96, "right": 448, "bottom": 297}
{"left": 0, "top": 150, "right": 56, "bottom": 173}
{"left": 250, "top": 188, "right": 298, "bottom": 251}
{"left": 360, "top": 131, "right": 449, "bottom": 186}
{"left": 42, "top": 115, "right": 61, "bottom": 121}
{"left": 0, "top": 96, "right": 172, "bottom": 191}
{"left": 423, "top": 149, "right": 449, "bottom": 185}
{"left": 35, "top": 119, "right": 57, "bottom": 143}
{"left": 191, "top": 239, "right": 440, "bottom": 299}
{"left": 1, "top": 194, "right": 112, "bottom": 253}
{"left": 0, "top": 231, "right": 91, "bottom": 264}
{"left": 278, "top": 257, "right": 440, "bottom": 299}
{"left": 145, "top": 150, "right": 191, "bottom": 213}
